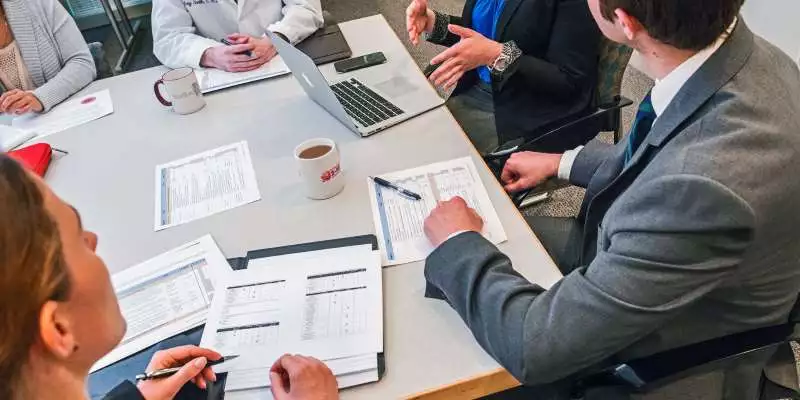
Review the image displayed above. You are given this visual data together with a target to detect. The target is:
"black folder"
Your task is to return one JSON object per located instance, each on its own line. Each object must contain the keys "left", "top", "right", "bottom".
{"left": 296, "top": 24, "right": 353, "bottom": 65}
{"left": 209, "top": 234, "right": 384, "bottom": 398}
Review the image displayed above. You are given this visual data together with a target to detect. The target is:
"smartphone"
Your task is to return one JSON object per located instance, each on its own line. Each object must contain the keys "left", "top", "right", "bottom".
{"left": 334, "top": 52, "right": 387, "bottom": 73}
{"left": 220, "top": 38, "right": 253, "bottom": 57}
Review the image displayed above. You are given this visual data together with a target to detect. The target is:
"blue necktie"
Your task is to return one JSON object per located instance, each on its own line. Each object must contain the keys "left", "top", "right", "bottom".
{"left": 624, "top": 92, "right": 657, "bottom": 165}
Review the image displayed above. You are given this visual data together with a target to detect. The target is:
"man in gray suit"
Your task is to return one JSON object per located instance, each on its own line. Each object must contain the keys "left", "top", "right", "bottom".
{"left": 422, "top": 0, "right": 800, "bottom": 398}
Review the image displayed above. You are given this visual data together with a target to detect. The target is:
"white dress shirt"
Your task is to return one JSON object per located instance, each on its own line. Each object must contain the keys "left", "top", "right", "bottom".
{"left": 557, "top": 19, "right": 738, "bottom": 180}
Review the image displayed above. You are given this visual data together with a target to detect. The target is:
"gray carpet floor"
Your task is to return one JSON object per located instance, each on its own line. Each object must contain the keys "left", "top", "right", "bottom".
{"left": 323, "top": 0, "right": 655, "bottom": 218}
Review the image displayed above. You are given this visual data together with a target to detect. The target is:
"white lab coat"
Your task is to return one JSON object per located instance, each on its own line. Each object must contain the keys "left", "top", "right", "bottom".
{"left": 152, "top": 0, "right": 323, "bottom": 68}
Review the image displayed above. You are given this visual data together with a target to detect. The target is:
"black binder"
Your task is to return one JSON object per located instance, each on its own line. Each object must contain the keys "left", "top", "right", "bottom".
{"left": 209, "top": 234, "right": 384, "bottom": 398}
{"left": 296, "top": 24, "right": 353, "bottom": 65}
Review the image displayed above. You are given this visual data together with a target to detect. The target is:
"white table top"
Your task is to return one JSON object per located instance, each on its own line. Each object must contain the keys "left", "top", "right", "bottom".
{"left": 43, "top": 14, "right": 562, "bottom": 399}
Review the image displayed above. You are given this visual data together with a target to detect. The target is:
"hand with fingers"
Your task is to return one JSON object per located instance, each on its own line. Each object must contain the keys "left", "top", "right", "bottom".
{"left": 137, "top": 345, "right": 222, "bottom": 400}
{"left": 500, "top": 152, "right": 562, "bottom": 193}
{"left": 269, "top": 354, "right": 339, "bottom": 400}
{"left": 423, "top": 196, "right": 484, "bottom": 247}
{"left": 200, "top": 40, "right": 262, "bottom": 72}
{"left": 0, "top": 89, "right": 43, "bottom": 114}
{"left": 428, "top": 25, "right": 504, "bottom": 89}
{"left": 406, "top": 0, "right": 435, "bottom": 45}
{"left": 226, "top": 33, "right": 278, "bottom": 66}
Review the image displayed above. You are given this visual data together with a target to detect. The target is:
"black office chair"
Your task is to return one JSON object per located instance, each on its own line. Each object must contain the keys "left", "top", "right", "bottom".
{"left": 483, "top": 39, "right": 635, "bottom": 208}
{"left": 569, "top": 300, "right": 800, "bottom": 400}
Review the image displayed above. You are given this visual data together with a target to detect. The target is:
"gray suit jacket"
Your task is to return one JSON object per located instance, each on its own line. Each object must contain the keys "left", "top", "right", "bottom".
{"left": 425, "top": 21, "right": 800, "bottom": 399}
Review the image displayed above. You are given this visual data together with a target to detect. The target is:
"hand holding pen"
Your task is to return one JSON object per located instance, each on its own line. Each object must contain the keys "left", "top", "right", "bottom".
{"left": 136, "top": 346, "right": 224, "bottom": 399}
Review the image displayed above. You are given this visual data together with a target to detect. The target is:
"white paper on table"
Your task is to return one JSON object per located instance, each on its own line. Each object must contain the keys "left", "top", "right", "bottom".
{"left": 224, "top": 353, "right": 378, "bottom": 391}
{"left": 91, "top": 235, "right": 231, "bottom": 372}
{"left": 201, "top": 248, "right": 383, "bottom": 372}
{"left": 154, "top": 141, "right": 261, "bottom": 231}
{"left": 12, "top": 89, "right": 113, "bottom": 139}
{"left": 195, "top": 56, "right": 290, "bottom": 93}
{"left": 224, "top": 364, "right": 380, "bottom": 399}
{"left": 0, "top": 124, "right": 35, "bottom": 150}
{"left": 368, "top": 156, "right": 507, "bottom": 266}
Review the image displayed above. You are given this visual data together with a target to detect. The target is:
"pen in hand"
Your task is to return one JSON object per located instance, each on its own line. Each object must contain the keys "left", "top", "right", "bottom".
{"left": 135, "top": 355, "right": 239, "bottom": 381}
{"left": 371, "top": 176, "right": 422, "bottom": 200}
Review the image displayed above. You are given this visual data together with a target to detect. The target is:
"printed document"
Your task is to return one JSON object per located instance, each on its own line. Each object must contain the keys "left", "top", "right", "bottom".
{"left": 154, "top": 141, "right": 260, "bottom": 231}
{"left": 195, "top": 56, "right": 290, "bottom": 93}
{"left": 12, "top": 89, "right": 114, "bottom": 139}
{"left": 368, "top": 157, "right": 507, "bottom": 266}
{"left": 91, "top": 235, "right": 231, "bottom": 372}
{"left": 200, "top": 247, "right": 383, "bottom": 373}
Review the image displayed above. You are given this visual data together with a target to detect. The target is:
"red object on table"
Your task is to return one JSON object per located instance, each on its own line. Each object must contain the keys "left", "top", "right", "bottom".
{"left": 7, "top": 143, "right": 53, "bottom": 177}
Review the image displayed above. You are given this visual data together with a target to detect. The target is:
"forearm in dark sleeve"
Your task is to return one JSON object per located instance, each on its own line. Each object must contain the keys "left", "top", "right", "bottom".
{"left": 426, "top": 11, "right": 463, "bottom": 47}
{"left": 496, "top": 0, "right": 599, "bottom": 99}
{"left": 425, "top": 177, "right": 754, "bottom": 385}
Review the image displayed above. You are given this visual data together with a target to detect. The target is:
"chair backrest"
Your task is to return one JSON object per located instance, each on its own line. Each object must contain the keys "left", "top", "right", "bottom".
{"left": 87, "top": 42, "right": 113, "bottom": 79}
{"left": 595, "top": 38, "right": 633, "bottom": 106}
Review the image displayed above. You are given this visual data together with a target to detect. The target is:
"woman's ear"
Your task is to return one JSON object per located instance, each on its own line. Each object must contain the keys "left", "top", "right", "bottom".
{"left": 38, "top": 301, "right": 78, "bottom": 359}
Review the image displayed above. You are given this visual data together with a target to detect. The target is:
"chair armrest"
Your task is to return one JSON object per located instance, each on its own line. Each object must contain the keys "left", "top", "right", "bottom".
{"left": 573, "top": 323, "right": 798, "bottom": 394}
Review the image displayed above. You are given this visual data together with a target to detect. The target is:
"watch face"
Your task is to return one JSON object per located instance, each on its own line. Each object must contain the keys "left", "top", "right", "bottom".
{"left": 494, "top": 55, "right": 509, "bottom": 72}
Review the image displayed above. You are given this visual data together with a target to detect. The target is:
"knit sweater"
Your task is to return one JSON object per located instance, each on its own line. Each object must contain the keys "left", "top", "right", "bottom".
{"left": 3, "top": 0, "right": 96, "bottom": 111}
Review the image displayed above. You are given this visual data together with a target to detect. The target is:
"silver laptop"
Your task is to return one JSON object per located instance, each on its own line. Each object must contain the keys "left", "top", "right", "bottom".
{"left": 268, "top": 32, "right": 444, "bottom": 137}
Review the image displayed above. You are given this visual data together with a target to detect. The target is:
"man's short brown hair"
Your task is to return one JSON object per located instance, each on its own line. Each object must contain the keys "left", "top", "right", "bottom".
{"left": 599, "top": 0, "right": 745, "bottom": 51}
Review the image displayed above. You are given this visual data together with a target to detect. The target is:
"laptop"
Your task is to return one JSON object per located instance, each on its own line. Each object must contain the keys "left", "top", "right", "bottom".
{"left": 268, "top": 31, "right": 445, "bottom": 137}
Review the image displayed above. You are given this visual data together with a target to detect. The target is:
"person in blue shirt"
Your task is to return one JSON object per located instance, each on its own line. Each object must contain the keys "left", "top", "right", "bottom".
{"left": 407, "top": 0, "right": 601, "bottom": 153}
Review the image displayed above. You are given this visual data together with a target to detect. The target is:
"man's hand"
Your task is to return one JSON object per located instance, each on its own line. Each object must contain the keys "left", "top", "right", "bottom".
{"left": 270, "top": 354, "right": 339, "bottom": 400}
{"left": 200, "top": 38, "right": 262, "bottom": 73}
{"left": 424, "top": 196, "right": 484, "bottom": 248}
{"left": 137, "top": 345, "right": 221, "bottom": 400}
{"left": 406, "top": 0, "right": 435, "bottom": 45}
{"left": 428, "top": 25, "right": 503, "bottom": 89}
{"left": 0, "top": 89, "right": 43, "bottom": 114}
{"left": 227, "top": 33, "right": 278, "bottom": 67}
{"left": 500, "top": 152, "right": 562, "bottom": 193}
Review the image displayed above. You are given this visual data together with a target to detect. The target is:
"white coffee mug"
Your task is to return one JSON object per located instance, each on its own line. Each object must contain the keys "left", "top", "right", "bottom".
{"left": 294, "top": 138, "right": 345, "bottom": 200}
{"left": 153, "top": 67, "right": 206, "bottom": 115}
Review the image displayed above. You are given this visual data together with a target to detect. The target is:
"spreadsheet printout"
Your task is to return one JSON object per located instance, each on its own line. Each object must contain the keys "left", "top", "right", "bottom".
{"left": 92, "top": 235, "right": 231, "bottom": 372}
{"left": 154, "top": 141, "right": 260, "bottom": 231}
{"left": 368, "top": 157, "right": 507, "bottom": 265}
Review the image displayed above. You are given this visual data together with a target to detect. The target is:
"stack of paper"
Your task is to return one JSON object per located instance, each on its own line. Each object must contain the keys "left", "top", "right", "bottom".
{"left": 0, "top": 124, "right": 34, "bottom": 150}
{"left": 200, "top": 245, "right": 384, "bottom": 397}
{"left": 368, "top": 156, "right": 508, "bottom": 266}
{"left": 195, "top": 56, "right": 290, "bottom": 93}
{"left": 91, "top": 235, "right": 231, "bottom": 372}
{"left": 12, "top": 89, "right": 114, "bottom": 139}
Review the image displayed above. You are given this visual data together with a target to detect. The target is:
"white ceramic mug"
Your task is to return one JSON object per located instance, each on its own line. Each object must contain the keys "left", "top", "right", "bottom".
{"left": 153, "top": 67, "right": 206, "bottom": 115}
{"left": 294, "top": 138, "right": 345, "bottom": 200}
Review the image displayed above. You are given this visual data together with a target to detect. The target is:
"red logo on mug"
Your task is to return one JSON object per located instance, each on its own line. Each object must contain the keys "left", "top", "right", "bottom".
{"left": 320, "top": 163, "right": 341, "bottom": 183}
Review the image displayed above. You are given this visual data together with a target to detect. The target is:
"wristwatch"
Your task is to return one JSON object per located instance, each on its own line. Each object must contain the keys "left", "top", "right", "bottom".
{"left": 489, "top": 41, "right": 522, "bottom": 75}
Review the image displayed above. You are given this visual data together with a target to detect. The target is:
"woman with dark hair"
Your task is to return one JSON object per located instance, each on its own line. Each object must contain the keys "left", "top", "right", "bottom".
{"left": 0, "top": 154, "right": 338, "bottom": 399}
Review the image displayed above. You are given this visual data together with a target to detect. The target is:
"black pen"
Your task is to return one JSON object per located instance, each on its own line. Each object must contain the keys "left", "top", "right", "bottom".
{"left": 135, "top": 355, "right": 239, "bottom": 381}
{"left": 371, "top": 176, "right": 422, "bottom": 200}
{"left": 221, "top": 38, "right": 253, "bottom": 57}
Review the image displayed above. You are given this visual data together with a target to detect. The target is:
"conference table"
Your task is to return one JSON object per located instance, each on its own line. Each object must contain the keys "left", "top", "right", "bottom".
{"left": 44, "top": 14, "right": 563, "bottom": 399}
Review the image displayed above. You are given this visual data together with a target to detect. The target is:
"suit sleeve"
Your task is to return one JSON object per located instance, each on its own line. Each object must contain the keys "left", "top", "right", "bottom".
{"left": 102, "top": 381, "right": 145, "bottom": 400}
{"left": 495, "top": 0, "right": 599, "bottom": 100}
{"left": 32, "top": 0, "right": 96, "bottom": 112}
{"left": 569, "top": 139, "right": 617, "bottom": 188}
{"left": 267, "top": 0, "right": 324, "bottom": 44}
{"left": 426, "top": 12, "right": 464, "bottom": 48}
{"left": 424, "top": 175, "right": 755, "bottom": 385}
{"left": 151, "top": 0, "right": 220, "bottom": 68}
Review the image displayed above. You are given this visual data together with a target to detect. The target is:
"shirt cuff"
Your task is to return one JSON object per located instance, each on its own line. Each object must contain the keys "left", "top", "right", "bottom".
{"left": 558, "top": 146, "right": 584, "bottom": 180}
{"left": 446, "top": 230, "right": 470, "bottom": 242}
{"left": 424, "top": 10, "right": 450, "bottom": 43}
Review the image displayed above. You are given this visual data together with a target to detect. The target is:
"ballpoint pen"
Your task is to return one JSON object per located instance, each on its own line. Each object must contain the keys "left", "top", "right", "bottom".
{"left": 371, "top": 176, "right": 422, "bottom": 200}
{"left": 135, "top": 355, "right": 239, "bottom": 381}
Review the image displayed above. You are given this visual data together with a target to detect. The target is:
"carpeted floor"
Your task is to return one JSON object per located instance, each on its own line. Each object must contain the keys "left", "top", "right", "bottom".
{"left": 323, "top": 0, "right": 655, "bottom": 218}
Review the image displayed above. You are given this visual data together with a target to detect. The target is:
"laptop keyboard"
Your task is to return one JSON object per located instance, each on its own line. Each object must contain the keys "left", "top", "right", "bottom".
{"left": 330, "top": 78, "right": 404, "bottom": 128}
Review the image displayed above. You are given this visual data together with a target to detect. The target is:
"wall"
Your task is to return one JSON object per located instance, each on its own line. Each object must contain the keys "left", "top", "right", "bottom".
{"left": 741, "top": 0, "right": 800, "bottom": 64}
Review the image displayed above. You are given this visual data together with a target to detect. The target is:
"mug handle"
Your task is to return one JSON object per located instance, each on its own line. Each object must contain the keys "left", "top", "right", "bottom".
{"left": 153, "top": 79, "right": 172, "bottom": 107}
